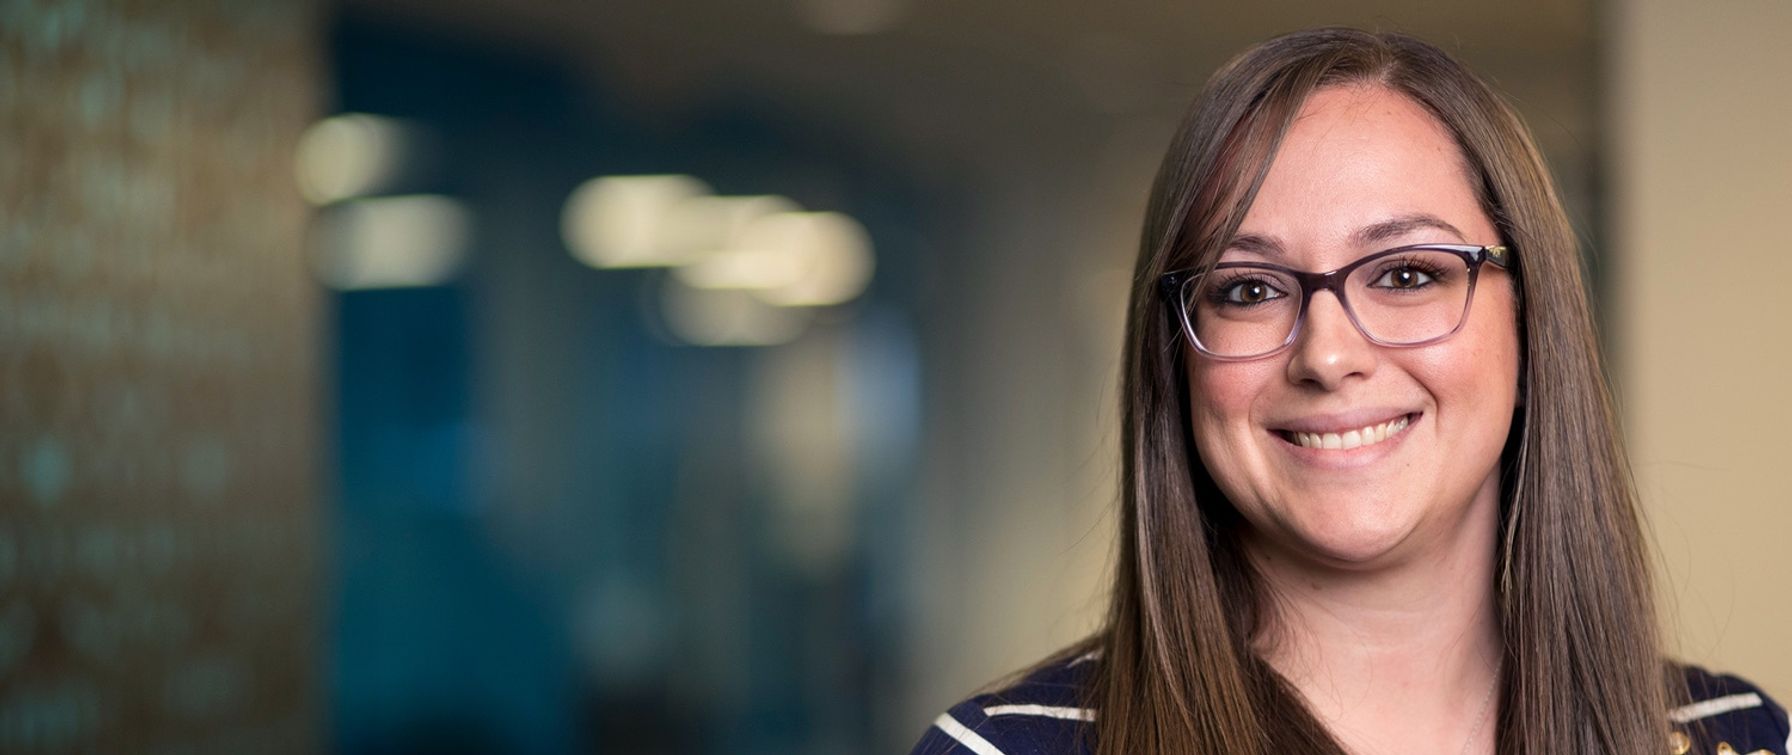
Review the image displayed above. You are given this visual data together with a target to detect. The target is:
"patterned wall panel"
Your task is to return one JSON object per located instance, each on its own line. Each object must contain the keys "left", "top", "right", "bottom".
{"left": 1, "top": 1, "right": 322, "bottom": 751}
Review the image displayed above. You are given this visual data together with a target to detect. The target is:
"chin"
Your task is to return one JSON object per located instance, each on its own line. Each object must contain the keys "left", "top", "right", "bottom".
{"left": 1275, "top": 510, "right": 1418, "bottom": 569}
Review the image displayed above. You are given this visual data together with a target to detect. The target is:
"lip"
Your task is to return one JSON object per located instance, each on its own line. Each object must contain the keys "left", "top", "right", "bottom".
{"left": 1268, "top": 408, "right": 1419, "bottom": 435}
{"left": 1268, "top": 411, "right": 1423, "bottom": 468}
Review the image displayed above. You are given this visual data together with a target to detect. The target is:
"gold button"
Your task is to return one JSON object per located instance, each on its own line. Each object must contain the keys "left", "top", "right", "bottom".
{"left": 1715, "top": 743, "right": 1737, "bottom": 755}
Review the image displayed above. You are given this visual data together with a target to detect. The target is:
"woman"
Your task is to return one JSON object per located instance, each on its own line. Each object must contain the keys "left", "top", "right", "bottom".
{"left": 911, "top": 27, "right": 1788, "bottom": 755}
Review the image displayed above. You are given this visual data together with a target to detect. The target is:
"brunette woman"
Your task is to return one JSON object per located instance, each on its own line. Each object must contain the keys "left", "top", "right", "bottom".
{"left": 912, "top": 27, "right": 1787, "bottom": 755}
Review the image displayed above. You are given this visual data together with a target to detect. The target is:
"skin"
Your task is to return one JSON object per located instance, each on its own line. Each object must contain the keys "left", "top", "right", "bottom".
{"left": 1186, "top": 84, "right": 1520, "bottom": 753}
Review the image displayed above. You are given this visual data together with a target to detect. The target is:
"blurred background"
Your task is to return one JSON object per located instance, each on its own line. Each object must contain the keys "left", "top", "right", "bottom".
{"left": 1, "top": 0, "right": 1787, "bottom": 753}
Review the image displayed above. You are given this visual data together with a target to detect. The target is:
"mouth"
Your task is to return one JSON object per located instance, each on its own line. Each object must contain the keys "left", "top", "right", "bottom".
{"left": 1273, "top": 412, "right": 1419, "bottom": 451}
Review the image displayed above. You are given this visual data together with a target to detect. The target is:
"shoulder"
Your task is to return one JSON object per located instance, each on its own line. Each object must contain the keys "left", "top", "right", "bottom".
{"left": 1673, "top": 665, "right": 1792, "bottom": 754}
{"left": 908, "top": 650, "right": 1099, "bottom": 755}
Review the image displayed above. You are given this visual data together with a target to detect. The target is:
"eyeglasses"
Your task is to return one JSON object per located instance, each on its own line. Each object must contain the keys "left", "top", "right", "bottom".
{"left": 1159, "top": 243, "right": 1512, "bottom": 360}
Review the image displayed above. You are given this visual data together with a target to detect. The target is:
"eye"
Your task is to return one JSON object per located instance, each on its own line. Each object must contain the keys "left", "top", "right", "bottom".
{"left": 1372, "top": 265, "right": 1436, "bottom": 289}
{"left": 1217, "top": 278, "right": 1287, "bottom": 305}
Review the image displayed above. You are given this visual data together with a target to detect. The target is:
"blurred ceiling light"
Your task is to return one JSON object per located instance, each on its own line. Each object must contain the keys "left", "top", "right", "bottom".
{"left": 677, "top": 211, "right": 874, "bottom": 307}
{"left": 757, "top": 212, "right": 874, "bottom": 306}
{"left": 661, "top": 194, "right": 801, "bottom": 262}
{"left": 661, "top": 278, "right": 811, "bottom": 347}
{"left": 310, "top": 195, "right": 471, "bottom": 290}
{"left": 562, "top": 174, "right": 712, "bottom": 269}
{"left": 294, "top": 113, "right": 418, "bottom": 205}
{"left": 794, "top": 0, "right": 907, "bottom": 35}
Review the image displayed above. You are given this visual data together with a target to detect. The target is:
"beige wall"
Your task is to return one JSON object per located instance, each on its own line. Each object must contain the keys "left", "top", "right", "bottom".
{"left": 1610, "top": 0, "right": 1792, "bottom": 699}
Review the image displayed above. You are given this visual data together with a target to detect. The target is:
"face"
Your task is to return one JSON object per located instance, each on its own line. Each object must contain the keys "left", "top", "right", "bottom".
{"left": 1186, "top": 84, "right": 1520, "bottom": 570}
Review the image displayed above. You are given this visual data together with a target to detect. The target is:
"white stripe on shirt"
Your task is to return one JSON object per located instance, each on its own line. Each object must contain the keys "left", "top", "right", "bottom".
{"left": 932, "top": 713, "right": 1006, "bottom": 755}
{"left": 1670, "top": 693, "right": 1764, "bottom": 724}
{"left": 982, "top": 704, "right": 1097, "bottom": 721}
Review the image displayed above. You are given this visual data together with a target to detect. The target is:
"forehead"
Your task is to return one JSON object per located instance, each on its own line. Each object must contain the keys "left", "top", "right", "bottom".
{"left": 1231, "top": 84, "right": 1490, "bottom": 260}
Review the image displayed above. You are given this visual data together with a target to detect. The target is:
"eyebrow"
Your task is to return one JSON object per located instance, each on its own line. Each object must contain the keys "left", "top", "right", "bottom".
{"left": 1225, "top": 233, "right": 1285, "bottom": 258}
{"left": 1223, "top": 213, "right": 1469, "bottom": 258}
{"left": 1351, "top": 213, "right": 1467, "bottom": 246}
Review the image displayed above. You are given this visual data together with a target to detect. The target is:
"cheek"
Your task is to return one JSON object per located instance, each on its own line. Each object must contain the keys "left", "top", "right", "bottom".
{"left": 1468, "top": 291, "right": 1522, "bottom": 401}
{"left": 1187, "top": 358, "right": 1276, "bottom": 454}
{"left": 1413, "top": 293, "right": 1521, "bottom": 431}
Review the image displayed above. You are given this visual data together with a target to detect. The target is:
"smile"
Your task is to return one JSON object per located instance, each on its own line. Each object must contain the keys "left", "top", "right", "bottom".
{"left": 1278, "top": 413, "right": 1414, "bottom": 450}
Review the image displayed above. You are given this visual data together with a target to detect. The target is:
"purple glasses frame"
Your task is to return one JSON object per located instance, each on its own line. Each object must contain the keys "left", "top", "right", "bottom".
{"left": 1158, "top": 242, "right": 1513, "bottom": 361}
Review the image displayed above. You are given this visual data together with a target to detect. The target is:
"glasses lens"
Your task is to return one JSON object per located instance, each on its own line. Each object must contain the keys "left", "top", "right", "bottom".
{"left": 1185, "top": 266, "right": 1301, "bottom": 358}
{"left": 1344, "top": 249, "right": 1473, "bottom": 344}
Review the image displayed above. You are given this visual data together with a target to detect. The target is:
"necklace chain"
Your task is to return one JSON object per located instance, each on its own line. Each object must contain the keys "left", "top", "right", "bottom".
{"left": 1457, "top": 665, "right": 1502, "bottom": 755}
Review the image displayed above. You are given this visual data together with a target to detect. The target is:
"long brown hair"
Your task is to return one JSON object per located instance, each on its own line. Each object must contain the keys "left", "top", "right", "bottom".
{"left": 1091, "top": 27, "right": 1672, "bottom": 754}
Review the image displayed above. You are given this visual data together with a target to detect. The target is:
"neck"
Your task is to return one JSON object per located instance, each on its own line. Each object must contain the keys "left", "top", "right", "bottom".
{"left": 1247, "top": 479, "right": 1504, "bottom": 754}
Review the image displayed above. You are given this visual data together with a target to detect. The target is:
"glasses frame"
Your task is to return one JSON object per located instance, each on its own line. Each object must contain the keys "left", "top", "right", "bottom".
{"left": 1158, "top": 242, "right": 1512, "bottom": 361}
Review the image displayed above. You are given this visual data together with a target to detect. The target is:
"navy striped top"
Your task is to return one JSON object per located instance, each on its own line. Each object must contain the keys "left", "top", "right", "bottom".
{"left": 910, "top": 652, "right": 1791, "bottom": 754}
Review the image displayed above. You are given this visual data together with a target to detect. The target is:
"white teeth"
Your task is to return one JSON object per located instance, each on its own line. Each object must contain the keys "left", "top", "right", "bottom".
{"left": 1289, "top": 415, "right": 1411, "bottom": 450}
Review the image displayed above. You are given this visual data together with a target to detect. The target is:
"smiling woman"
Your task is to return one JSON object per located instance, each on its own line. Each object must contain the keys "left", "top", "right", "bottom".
{"left": 910, "top": 26, "right": 1790, "bottom": 755}
{"left": 1182, "top": 85, "right": 1520, "bottom": 574}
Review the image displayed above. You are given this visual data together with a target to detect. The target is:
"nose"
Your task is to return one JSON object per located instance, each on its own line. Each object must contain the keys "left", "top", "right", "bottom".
{"left": 1285, "top": 291, "right": 1377, "bottom": 390}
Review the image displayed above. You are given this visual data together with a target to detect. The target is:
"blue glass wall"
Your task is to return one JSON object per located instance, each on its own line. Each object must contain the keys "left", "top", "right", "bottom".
{"left": 325, "top": 15, "right": 939, "bottom": 754}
